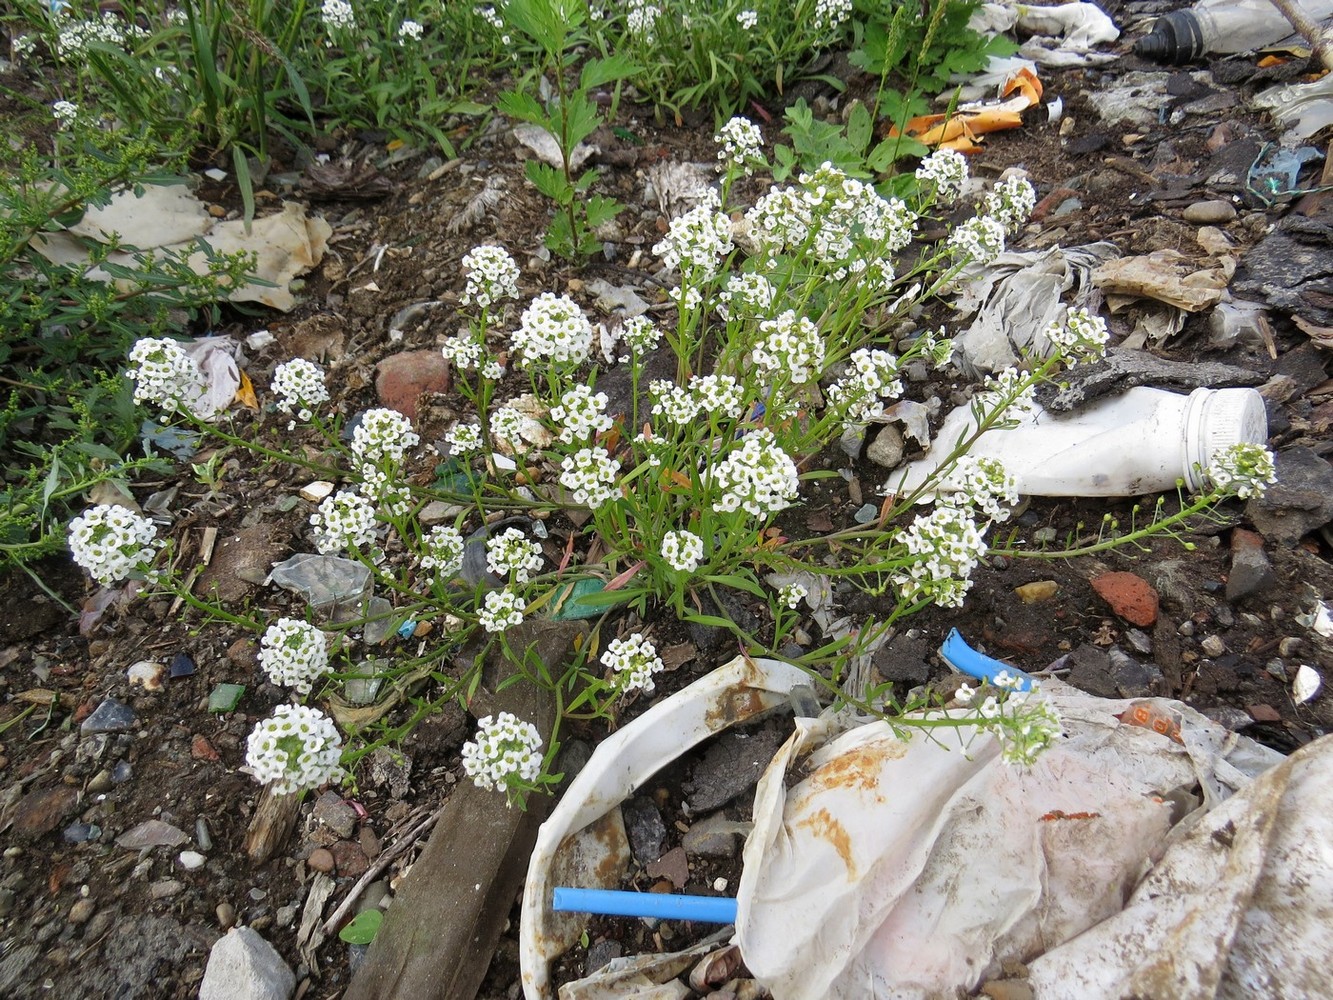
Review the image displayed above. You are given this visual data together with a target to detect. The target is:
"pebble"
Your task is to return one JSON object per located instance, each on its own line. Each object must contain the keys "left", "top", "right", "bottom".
{"left": 1183, "top": 199, "right": 1236, "bottom": 224}
{"left": 178, "top": 851, "right": 207, "bottom": 871}
{"left": 308, "top": 848, "right": 335, "bottom": 873}
{"left": 150, "top": 880, "right": 184, "bottom": 900}
{"left": 196, "top": 817, "right": 214, "bottom": 852}
{"left": 68, "top": 898, "right": 96, "bottom": 925}
{"left": 1014, "top": 581, "right": 1058, "bottom": 604}
{"left": 80, "top": 698, "right": 136, "bottom": 734}
{"left": 1200, "top": 635, "right": 1226, "bottom": 658}
{"left": 1125, "top": 629, "right": 1153, "bottom": 655}
{"left": 216, "top": 902, "right": 237, "bottom": 929}
{"left": 126, "top": 660, "right": 167, "bottom": 691}
{"left": 622, "top": 797, "right": 667, "bottom": 865}
{"left": 1279, "top": 637, "right": 1302, "bottom": 658}
{"left": 87, "top": 769, "right": 113, "bottom": 794}
{"left": 276, "top": 904, "right": 298, "bottom": 928}
{"left": 1178, "top": 621, "right": 1196, "bottom": 638}
{"left": 313, "top": 791, "right": 358, "bottom": 839}
{"left": 0, "top": 889, "right": 14, "bottom": 918}
{"left": 866, "top": 426, "right": 904, "bottom": 468}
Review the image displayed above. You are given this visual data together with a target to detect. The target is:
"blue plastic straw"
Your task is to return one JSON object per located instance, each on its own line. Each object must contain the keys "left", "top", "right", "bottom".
{"left": 938, "top": 628, "right": 1035, "bottom": 692}
{"left": 552, "top": 887, "right": 738, "bottom": 924}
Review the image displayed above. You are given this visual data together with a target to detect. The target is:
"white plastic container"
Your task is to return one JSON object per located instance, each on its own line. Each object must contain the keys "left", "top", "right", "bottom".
{"left": 889, "top": 386, "right": 1268, "bottom": 498}
{"left": 1134, "top": 0, "right": 1333, "bottom": 63}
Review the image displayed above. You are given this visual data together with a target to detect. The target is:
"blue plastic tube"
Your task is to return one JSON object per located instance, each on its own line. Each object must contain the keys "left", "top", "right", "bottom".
{"left": 938, "top": 628, "right": 1035, "bottom": 692}
{"left": 552, "top": 888, "right": 738, "bottom": 924}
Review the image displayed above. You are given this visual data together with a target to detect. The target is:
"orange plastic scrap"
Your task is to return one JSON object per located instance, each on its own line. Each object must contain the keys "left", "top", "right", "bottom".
{"left": 890, "top": 67, "right": 1041, "bottom": 152}
{"left": 1117, "top": 700, "right": 1184, "bottom": 744}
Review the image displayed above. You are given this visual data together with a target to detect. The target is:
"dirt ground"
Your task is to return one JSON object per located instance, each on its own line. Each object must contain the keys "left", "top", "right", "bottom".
{"left": 3, "top": 5, "right": 1333, "bottom": 998}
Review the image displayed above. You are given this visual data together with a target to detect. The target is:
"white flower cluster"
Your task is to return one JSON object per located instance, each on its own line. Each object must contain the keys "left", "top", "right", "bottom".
{"left": 952, "top": 456, "right": 1019, "bottom": 522}
{"left": 914, "top": 148, "right": 969, "bottom": 204}
{"left": 67, "top": 504, "right": 161, "bottom": 587}
{"left": 983, "top": 176, "right": 1037, "bottom": 234}
{"left": 919, "top": 326, "right": 956, "bottom": 369}
{"left": 626, "top": 0, "right": 661, "bottom": 39}
{"left": 52, "top": 100, "right": 78, "bottom": 128}
{"left": 419, "top": 524, "right": 465, "bottom": 579}
{"left": 947, "top": 215, "right": 1006, "bottom": 265}
{"left": 975, "top": 367, "right": 1036, "bottom": 418}
{"left": 1045, "top": 306, "right": 1109, "bottom": 362}
{"left": 461, "top": 712, "right": 543, "bottom": 794}
{"left": 485, "top": 527, "right": 544, "bottom": 583}
{"left": 620, "top": 315, "right": 661, "bottom": 354}
{"left": 491, "top": 406, "right": 527, "bottom": 451}
{"left": 271, "top": 358, "right": 329, "bottom": 423}
{"left": 245, "top": 704, "right": 346, "bottom": 796}
{"left": 126, "top": 338, "right": 206, "bottom": 418}
{"left": 352, "top": 408, "right": 420, "bottom": 466}
{"left": 560, "top": 447, "right": 622, "bottom": 510}
{"left": 1206, "top": 443, "right": 1277, "bottom": 500}
{"left": 483, "top": 359, "right": 505, "bottom": 380}
{"left": 827, "top": 347, "right": 904, "bottom": 422}
{"left": 258, "top": 618, "right": 330, "bottom": 695}
{"left": 649, "top": 373, "right": 747, "bottom": 425}
{"left": 12, "top": 34, "right": 38, "bottom": 63}
{"left": 55, "top": 14, "right": 141, "bottom": 59}
{"left": 717, "top": 272, "right": 774, "bottom": 322}
{"left": 601, "top": 633, "right": 665, "bottom": 694}
{"left": 320, "top": 0, "right": 356, "bottom": 30}
{"left": 653, "top": 193, "right": 734, "bottom": 282}
{"left": 445, "top": 421, "right": 483, "bottom": 456}
{"left": 736, "top": 8, "right": 758, "bottom": 29}
{"left": 814, "top": 0, "right": 853, "bottom": 31}
{"left": 462, "top": 245, "right": 521, "bottom": 309}
{"left": 474, "top": 4, "right": 504, "bottom": 29}
{"left": 513, "top": 293, "right": 593, "bottom": 368}
{"left": 479, "top": 589, "right": 526, "bottom": 632}
{"left": 990, "top": 694, "right": 1063, "bottom": 767}
{"left": 779, "top": 582, "right": 808, "bottom": 609}
{"left": 650, "top": 380, "right": 697, "bottom": 424}
{"left": 711, "top": 429, "right": 800, "bottom": 516}
{"left": 752, "top": 310, "right": 825, "bottom": 385}
{"left": 715, "top": 116, "right": 763, "bottom": 175}
{"left": 550, "top": 384, "right": 612, "bottom": 444}
{"left": 891, "top": 504, "right": 986, "bottom": 609}
{"left": 311, "top": 491, "right": 377, "bottom": 554}
{"left": 441, "top": 334, "right": 483, "bottom": 371}
{"left": 398, "top": 18, "right": 423, "bottom": 41}
{"left": 662, "top": 529, "right": 704, "bottom": 572}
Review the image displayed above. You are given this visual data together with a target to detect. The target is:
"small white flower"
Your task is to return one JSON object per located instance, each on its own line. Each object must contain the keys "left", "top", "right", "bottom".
{"left": 271, "top": 359, "right": 329, "bottom": 422}
{"left": 485, "top": 527, "right": 543, "bottom": 583}
{"left": 711, "top": 429, "right": 800, "bottom": 517}
{"left": 601, "top": 632, "right": 665, "bottom": 694}
{"left": 956, "top": 682, "right": 976, "bottom": 702}
{"left": 620, "top": 315, "right": 661, "bottom": 354}
{"left": 352, "top": 408, "right": 420, "bottom": 466}
{"left": 445, "top": 421, "right": 483, "bottom": 456}
{"left": 813, "top": 0, "right": 852, "bottom": 31}
{"left": 258, "top": 618, "right": 330, "bottom": 695}
{"left": 398, "top": 18, "right": 424, "bottom": 41}
{"left": 948, "top": 215, "right": 1006, "bottom": 265}
{"left": 890, "top": 504, "right": 987, "bottom": 609}
{"left": 420, "top": 525, "right": 465, "bottom": 579}
{"left": 914, "top": 149, "right": 968, "bottom": 204}
{"left": 983, "top": 176, "right": 1036, "bottom": 234}
{"left": 736, "top": 8, "right": 758, "bottom": 29}
{"left": 245, "top": 704, "right": 346, "bottom": 796}
{"left": 482, "top": 360, "right": 505, "bottom": 381}
{"left": 778, "top": 583, "right": 807, "bottom": 610}
{"left": 951, "top": 456, "right": 1019, "bottom": 523}
{"left": 67, "top": 504, "right": 161, "bottom": 587}
{"left": 310, "top": 491, "right": 377, "bottom": 554}
{"left": 52, "top": 100, "right": 79, "bottom": 127}
{"left": 559, "top": 447, "right": 621, "bottom": 510}
{"left": 1206, "top": 443, "right": 1277, "bottom": 500}
{"left": 550, "top": 384, "right": 612, "bottom": 444}
{"left": 752, "top": 310, "right": 825, "bottom": 385}
{"left": 462, "top": 245, "right": 521, "bottom": 309}
{"left": 490, "top": 406, "right": 527, "bottom": 451}
{"left": 320, "top": 0, "right": 356, "bottom": 30}
{"left": 478, "top": 589, "right": 526, "bottom": 632}
{"left": 512, "top": 293, "right": 593, "bottom": 368}
{"left": 1044, "top": 306, "right": 1109, "bottom": 363}
{"left": 653, "top": 192, "right": 733, "bottom": 280}
{"left": 662, "top": 530, "right": 704, "bottom": 572}
{"left": 979, "top": 696, "right": 1001, "bottom": 719}
{"left": 126, "top": 338, "right": 206, "bottom": 418}
{"left": 715, "top": 116, "right": 763, "bottom": 174}
{"left": 441, "top": 335, "right": 483, "bottom": 371}
{"left": 461, "top": 711, "right": 543, "bottom": 796}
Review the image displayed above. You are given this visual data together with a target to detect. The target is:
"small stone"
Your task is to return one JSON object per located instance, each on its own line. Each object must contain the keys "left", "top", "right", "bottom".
{"left": 127, "top": 661, "right": 167, "bottom": 692}
{"left": 198, "top": 927, "right": 295, "bottom": 1000}
{"left": 0, "top": 889, "right": 13, "bottom": 918}
{"left": 1124, "top": 629, "right": 1153, "bottom": 655}
{"left": 191, "top": 735, "right": 221, "bottom": 761}
{"left": 1183, "top": 199, "right": 1236, "bottom": 225}
{"left": 68, "top": 898, "right": 96, "bottom": 925}
{"left": 308, "top": 848, "right": 335, "bottom": 873}
{"left": 11, "top": 786, "right": 80, "bottom": 841}
{"left": 1200, "top": 635, "right": 1226, "bottom": 658}
{"left": 62, "top": 822, "right": 100, "bottom": 844}
{"left": 853, "top": 503, "right": 879, "bottom": 524}
{"left": 622, "top": 797, "right": 667, "bottom": 865}
{"left": 1247, "top": 703, "right": 1282, "bottom": 723}
{"left": 276, "top": 905, "right": 298, "bottom": 929}
{"left": 150, "top": 879, "right": 184, "bottom": 900}
{"left": 329, "top": 840, "right": 369, "bottom": 878}
{"left": 169, "top": 652, "right": 196, "bottom": 678}
{"left": 1033, "top": 527, "right": 1058, "bottom": 544}
{"left": 87, "top": 769, "right": 114, "bottom": 794}
{"left": 1091, "top": 572, "right": 1159, "bottom": 627}
{"left": 196, "top": 817, "right": 214, "bottom": 852}
{"left": 80, "top": 698, "right": 136, "bottom": 734}
{"left": 116, "top": 819, "right": 189, "bottom": 850}
{"left": 374, "top": 350, "right": 451, "bottom": 422}
{"left": 1226, "top": 528, "right": 1276, "bottom": 603}
{"left": 645, "top": 846, "right": 689, "bottom": 890}
{"left": 179, "top": 851, "right": 207, "bottom": 871}
{"left": 226, "top": 639, "right": 258, "bottom": 670}
{"left": 1278, "top": 637, "right": 1302, "bottom": 658}
{"left": 313, "top": 792, "right": 358, "bottom": 839}
{"left": 682, "top": 814, "right": 741, "bottom": 859}
{"left": 299, "top": 481, "right": 335, "bottom": 503}
{"left": 866, "top": 426, "right": 904, "bottom": 468}
{"left": 1178, "top": 621, "right": 1196, "bottom": 638}
{"left": 839, "top": 423, "right": 866, "bottom": 460}
{"left": 1015, "top": 581, "right": 1058, "bottom": 604}
{"left": 216, "top": 902, "right": 237, "bottom": 929}
{"left": 586, "top": 939, "right": 622, "bottom": 976}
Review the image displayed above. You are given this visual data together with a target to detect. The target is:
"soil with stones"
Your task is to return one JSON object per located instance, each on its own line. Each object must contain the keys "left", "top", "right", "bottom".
{"left": 3, "top": 5, "right": 1333, "bottom": 998}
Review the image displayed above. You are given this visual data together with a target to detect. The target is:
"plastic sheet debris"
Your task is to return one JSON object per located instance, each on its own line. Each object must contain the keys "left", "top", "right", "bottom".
{"left": 519, "top": 655, "right": 812, "bottom": 999}
{"left": 184, "top": 337, "right": 244, "bottom": 420}
{"left": 1254, "top": 72, "right": 1333, "bottom": 141}
{"left": 1245, "top": 142, "right": 1327, "bottom": 206}
{"left": 889, "top": 67, "right": 1043, "bottom": 152}
{"left": 1093, "top": 249, "right": 1231, "bottom": 313}
{"left": 951, "top": 242, "right": 1119, "bottom": 375}
{"left": 269, "top": 553, "right": 373, "bottom": 614}
{"left": 1014, "top": 1, "right": 1121, "bottom": 66}
{"left": 736, "top": 679, "right": 1286, "bottom": 999}
{"left": 889, "top": 385, "right": 1267, "bottom": 498}
{"left": 513, "top": 124, "right": 595, "bottom": 170}
{"left": 31, "top": 187, "right": 330, "bottom": 312}
{"left": 1292, "top": 663, "right": 1322, "bottom": 703}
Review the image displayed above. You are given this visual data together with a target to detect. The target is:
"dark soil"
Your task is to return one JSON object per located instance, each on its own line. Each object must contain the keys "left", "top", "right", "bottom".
{"left": 3, "top": 11, "right": 1333, "bottom": 1000}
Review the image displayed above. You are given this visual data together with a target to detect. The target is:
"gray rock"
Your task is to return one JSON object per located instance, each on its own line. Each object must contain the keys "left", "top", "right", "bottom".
{"left": 1106, "top": 648, "right": 1161, "bottom": 697}
{"left": 1066, "top": 645, "right": 1117, "bottom": 698}
{"left": 1232, "top": 215, "right": 1333, "bottom": 326}
{"left": 312, "top": 791, "right": 358, "bottom": 839}
{"left": 1246, "top": 447, "right": 1333, "bottom": 544}
{"left": 199, "top": 927, "right": 295, "bottom": 1000}
{"left": 622, "top": 797, "right": 666, "bottom": 865}
{"left": 682, "top": 814, "right": 741, "bottom": 858}
{"left": 1200, "top": 635, "right": 1226, "bottom": 658}
{"left": 586, "top": 939, "right": 622, "bottom": 975}
{"left": 81, "top": 698, "right": 136, "bottom": 734}
{"left": 1227, "top": 538, "right": 1277, "bottom": 603}
{"left": 1125, "top": 629, "right": 1153, "bottom": 655}
{"left": 839, "top": 423, "right": 867, "bottom": 460}
{"left": 866, "top": 425, "right": 905, "bottom": 468}
{"left": 686, "top": 727, "right": 787, "bottom": 813}
{"left": 1034, "top": 348, "right": 1261, "bottom": 413}
{"left": 116, "top": 819, "right": 189, "bottom": 850}
{"left": 1183, "top": 199, "right": 1236, "bottom": 224}
{"left": 872, "top": 633, "right": 932, "bottom": 686}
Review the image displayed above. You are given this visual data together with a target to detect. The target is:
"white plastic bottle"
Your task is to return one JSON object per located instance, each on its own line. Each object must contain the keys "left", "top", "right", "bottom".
{"left": 1134, "top": 0, "right": 1333, "bottom": 63}
{"left": 888, "top": 386, "right": 1268, "bottom": 498}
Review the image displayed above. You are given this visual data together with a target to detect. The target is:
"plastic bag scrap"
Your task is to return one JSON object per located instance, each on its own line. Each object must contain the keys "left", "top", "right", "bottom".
{"left": 950, "top": 242, "right": 1120, "bottom": 375}
{"left": 734, "top": 680, "right": 1285, "bottom": 1000}
{"left": 1254, "top": 71, "right": 1333, "bottom": 142}
{"left": 519, "top": 655, "right": 814, "bottom": 1000}
{"left": 889, "top": 67, "right": 1042, "bottom": 153}
{"left": 30, "top": 184, "right": 331, "bottom": 312}
{"left": 969, "top": 2, "right": 1121, "bottom": 66}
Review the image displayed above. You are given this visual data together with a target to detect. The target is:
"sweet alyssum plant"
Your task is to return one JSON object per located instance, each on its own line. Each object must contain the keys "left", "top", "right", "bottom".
{"left": 67, "top": 129, "right": 1278, "bottom": 807}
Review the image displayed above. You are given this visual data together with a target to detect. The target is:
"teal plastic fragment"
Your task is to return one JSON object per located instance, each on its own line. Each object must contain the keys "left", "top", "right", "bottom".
{"left": 550, "top": 578, "right": 608, "bottom": 620}
{"left": 207, "top": 683, "right": 246, "bottom": 713}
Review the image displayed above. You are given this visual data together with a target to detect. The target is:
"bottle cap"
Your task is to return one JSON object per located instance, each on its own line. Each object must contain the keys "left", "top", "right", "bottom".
{"left": 1183, "top": 388, "right": 1268, "bottom": 491}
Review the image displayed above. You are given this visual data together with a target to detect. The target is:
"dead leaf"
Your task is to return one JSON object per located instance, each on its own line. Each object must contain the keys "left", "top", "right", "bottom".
{"left": 235, "top": 370, "right": 258, "bottom": 409}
